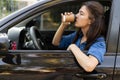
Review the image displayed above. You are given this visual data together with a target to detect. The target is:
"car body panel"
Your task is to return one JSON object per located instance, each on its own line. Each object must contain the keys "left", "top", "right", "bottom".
{"left": 107, "top": 0, "right": 120, "bottom": 53}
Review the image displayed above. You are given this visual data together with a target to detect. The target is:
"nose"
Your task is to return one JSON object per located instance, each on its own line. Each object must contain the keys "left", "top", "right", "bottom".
{"left": 75, "top": 13, "right": 78, "bottom": 20}
{"left": 75, "top": 13, "right": 78, "bottom": 18}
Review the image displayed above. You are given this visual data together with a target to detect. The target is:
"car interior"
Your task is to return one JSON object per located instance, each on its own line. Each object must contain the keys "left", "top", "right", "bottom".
{"left": 7, "top": 1, "right": 112, "bottom": 50}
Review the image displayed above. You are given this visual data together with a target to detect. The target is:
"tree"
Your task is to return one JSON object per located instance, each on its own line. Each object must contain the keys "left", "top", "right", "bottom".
{"left": 0, "top": 0, "right": 17, "bottom": 19}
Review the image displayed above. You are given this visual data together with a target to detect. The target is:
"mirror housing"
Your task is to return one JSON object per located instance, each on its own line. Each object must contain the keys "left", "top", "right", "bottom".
{"left": 0, "top": 33, "right": 9, "bottom": 55}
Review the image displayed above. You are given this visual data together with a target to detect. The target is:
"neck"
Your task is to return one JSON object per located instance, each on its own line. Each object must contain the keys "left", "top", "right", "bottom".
{"left": 80, "top": 36, "right": 87, "bottom": 44}
{"left": 80, "top": 25, "right": 90, "bottom": 43}
{"left": 81, "top": 26, "right": 89, "bottom": 37}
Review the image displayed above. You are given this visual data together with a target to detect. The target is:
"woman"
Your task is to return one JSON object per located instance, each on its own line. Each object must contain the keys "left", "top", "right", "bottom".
{"left": 52, "top": 1, "right": 106, "bottom": 72}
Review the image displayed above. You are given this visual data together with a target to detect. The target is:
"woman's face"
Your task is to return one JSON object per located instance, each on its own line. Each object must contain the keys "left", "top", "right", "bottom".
{"left": 75, "top": 5, "right": 91, "bottom": 28}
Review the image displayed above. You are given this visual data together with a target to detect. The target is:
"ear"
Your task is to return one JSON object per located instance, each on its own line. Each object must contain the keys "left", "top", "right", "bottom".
{"left": 90, "top": 18, "right": 95, "bottom": 24}
{"left": 88, "top": 19, "right": 92, "bottom": 25}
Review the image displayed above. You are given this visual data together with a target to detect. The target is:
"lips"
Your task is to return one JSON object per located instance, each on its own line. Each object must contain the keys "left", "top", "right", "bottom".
{"left": 75, "top": 19, "right": 78, "bottom": 24}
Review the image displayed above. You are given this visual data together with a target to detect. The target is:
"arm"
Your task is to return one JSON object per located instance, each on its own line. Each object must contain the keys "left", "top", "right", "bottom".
{"left": 52, "top": 13, "right": 71, "bottom": 46}
{"left": 52, "top": 23, "right": 68, "bottom": 46}
{"left": 67, "top": 44, "right": 99, "bottom": 72}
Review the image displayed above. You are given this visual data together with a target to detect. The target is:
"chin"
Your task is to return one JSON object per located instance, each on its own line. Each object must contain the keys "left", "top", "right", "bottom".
{"left": 75, "top": 23, "right": 79, "bottom": 28}
{"left": 75, "top": 23, "right": 77, "bottom": 27}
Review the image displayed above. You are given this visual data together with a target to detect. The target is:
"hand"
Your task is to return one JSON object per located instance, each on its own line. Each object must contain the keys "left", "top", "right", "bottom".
{"left": 67, "top": 44, "right": 76, "bottom": 51}
{"left": 61, "top": 12, "right": 73, "bottom": 24}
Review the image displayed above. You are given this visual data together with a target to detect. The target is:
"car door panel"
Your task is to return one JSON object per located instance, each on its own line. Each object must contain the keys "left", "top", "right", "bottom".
{"left": 0, "top": 50, "right": 108, "bottom": 80}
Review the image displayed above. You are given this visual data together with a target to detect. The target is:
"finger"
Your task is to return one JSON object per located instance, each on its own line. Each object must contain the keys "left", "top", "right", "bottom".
{"left": 64, "top": 12, "right": 67, "bottom": 15}
{"left": 67, "top": 47, "right": 69, "bottom": 50}
{"left": 61, "top": 13, "right": 63, "bottom": 16}
{"left": 67, "top": 22, "right": 71, "bottom": 24}
{"left": 67, "top": 12, "right": 70, "bottom": 15}
{"left": 70, "top": 12, "right": 73, "bottom": 14}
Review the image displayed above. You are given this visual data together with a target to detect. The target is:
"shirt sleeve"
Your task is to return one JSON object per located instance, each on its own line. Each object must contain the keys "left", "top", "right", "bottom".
{"left": 58, "top": 31, "right": 76, "bottom": 49}
{"left": 87, "top": 37, "right": 106, "bottom": 64}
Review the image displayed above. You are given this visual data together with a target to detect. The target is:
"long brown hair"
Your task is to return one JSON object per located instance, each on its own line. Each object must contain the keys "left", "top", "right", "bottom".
{"left": 73, "top": 1, "right": 106, "bottom": 50}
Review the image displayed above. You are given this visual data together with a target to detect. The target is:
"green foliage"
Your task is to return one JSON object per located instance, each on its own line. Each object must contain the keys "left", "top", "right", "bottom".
{"left": 0, "top": 0, "right": 17, "bottom": 19}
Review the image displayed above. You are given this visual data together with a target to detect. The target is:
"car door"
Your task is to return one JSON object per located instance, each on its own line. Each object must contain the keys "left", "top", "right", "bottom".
{"left": 112, "top": 0, "right": 120, "bottom": 78}
{"left": 99, "top": 0, "right": 120, "bottom": 80}
{"left": 0, "top": 0, "right": 119, "bottom": 80}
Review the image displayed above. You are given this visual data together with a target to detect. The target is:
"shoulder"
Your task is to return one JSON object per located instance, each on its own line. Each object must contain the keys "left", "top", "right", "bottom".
{"left": 92, "top": 36, "right": 106, "bottom": 48}
{"left": 96, "top": 36, "right": 105, "bottom": 42}
{"left": 88, "top": 36, "right": 106, "bottom": 51}
{"left": 88, "top": 36, "right": 106, "bottom": 64}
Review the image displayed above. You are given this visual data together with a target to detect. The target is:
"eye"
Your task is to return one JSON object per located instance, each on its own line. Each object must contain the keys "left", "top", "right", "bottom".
{"left": 80, "top": 12, "right": 84, "bottom": 15}
{"left": 80, "top": 13, "right": 84, "bottom": 15}
{"left": 79, "top": 11, "right": 84, "bottom": 15}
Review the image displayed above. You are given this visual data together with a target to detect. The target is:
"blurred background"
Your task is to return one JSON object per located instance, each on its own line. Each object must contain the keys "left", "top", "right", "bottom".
{"left": 0, "top": 0, "right": 39, "bottom": 19}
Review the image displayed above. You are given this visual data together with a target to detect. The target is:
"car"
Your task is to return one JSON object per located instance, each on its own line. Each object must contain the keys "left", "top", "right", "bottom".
{"left": 0, "top": 0, "right": 120, "bottom": 80}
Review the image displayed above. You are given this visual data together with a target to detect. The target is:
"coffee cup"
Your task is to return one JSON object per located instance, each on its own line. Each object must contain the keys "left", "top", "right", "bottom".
{"left": 62, "top": 13, "right": 75, "bottom": 22}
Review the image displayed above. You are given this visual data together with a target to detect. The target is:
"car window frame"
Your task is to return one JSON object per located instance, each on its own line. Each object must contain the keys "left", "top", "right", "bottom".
{"left": 106, "top": 0, "right": 120, "bottom": 53}
{"left": 0, "top": 0, "right": 114, "bottom": 53}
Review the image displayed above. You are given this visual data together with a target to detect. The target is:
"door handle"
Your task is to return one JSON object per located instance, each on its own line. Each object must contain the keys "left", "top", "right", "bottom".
{"left": 76, "top": 72, "right": 107, "bottom": 79}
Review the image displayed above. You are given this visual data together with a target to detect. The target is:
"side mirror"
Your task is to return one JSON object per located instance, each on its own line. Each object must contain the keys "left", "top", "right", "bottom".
{"left": 0, "top": 33, "right": 9, "bottom": 55}
{"left": 0, "top": 33, "right": 21, "bottom": 65}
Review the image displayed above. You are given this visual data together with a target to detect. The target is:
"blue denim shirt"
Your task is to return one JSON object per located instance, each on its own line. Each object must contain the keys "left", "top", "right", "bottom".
{"left": 59, "top": 31, "right": 106, "bottom": 64}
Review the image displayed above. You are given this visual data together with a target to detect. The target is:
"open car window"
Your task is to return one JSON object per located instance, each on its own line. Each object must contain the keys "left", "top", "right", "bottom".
{"left": 7, "top": 1, "right": 111, "bottom": 50}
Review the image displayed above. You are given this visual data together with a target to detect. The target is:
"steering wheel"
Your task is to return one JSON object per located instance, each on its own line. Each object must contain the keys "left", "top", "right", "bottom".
{"left": 29, "top": 26, "right": 44, "bottom": 49}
